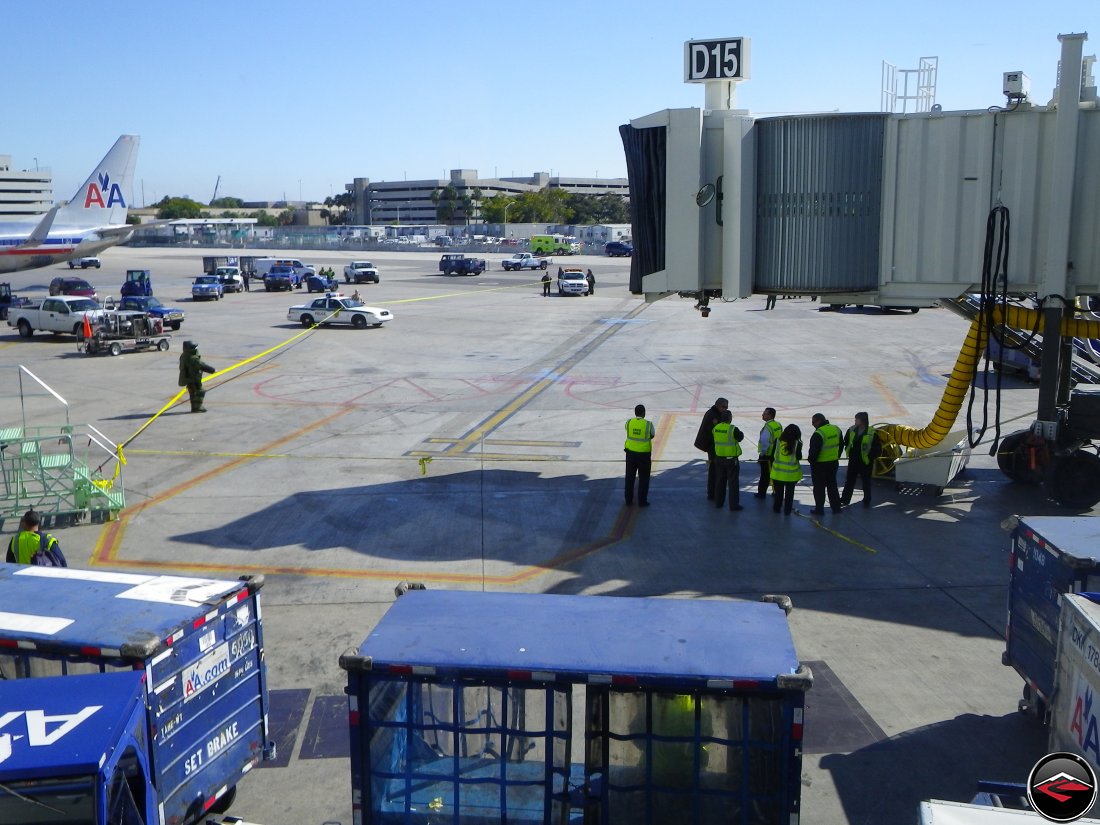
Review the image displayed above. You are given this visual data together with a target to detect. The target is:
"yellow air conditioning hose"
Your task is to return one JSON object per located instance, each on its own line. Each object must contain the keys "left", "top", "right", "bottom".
{"left": 882, "top": 305, "right": 1100, "bottom": 450}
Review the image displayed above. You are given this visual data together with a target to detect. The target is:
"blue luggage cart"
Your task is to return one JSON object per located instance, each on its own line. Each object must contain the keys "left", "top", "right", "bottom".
{"left": 1003, "top": 516, "right": 1100, "bottom": 718}
{"left": 341, "top": 589, "right": 812, "bottom": 825}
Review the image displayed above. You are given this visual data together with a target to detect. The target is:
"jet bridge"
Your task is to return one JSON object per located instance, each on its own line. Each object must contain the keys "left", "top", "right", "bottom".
{"left": 621, "top": 32, "right": 1100, "bottom": 506}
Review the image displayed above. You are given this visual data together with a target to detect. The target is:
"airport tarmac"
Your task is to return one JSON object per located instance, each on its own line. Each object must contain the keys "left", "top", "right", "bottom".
{"left": 2, "top": 245, "right": 1091, "bottom": 824}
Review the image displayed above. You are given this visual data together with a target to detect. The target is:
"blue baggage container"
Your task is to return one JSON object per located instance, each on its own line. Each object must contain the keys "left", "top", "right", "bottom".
{"left": 0, "top": 564, "right": 272, "bottom": 825}
{"left": 1004, "top": 516, "right": 1100, "bottom": 716}
{"left": 341, "top": 589, "right": 811, "bottom": 825}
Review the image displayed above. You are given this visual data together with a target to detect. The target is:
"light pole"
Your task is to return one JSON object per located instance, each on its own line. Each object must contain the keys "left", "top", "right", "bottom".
{"left": 502, "top": 200, "right": 516, "bottom": 240}
{"left": 396, "top": 201, "right": 411, "bottom": 226}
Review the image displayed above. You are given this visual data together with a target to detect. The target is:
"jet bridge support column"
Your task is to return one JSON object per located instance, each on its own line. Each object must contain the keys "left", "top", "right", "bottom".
{"left": 1029, "top": 33, "right": 1100, "bottom": 508}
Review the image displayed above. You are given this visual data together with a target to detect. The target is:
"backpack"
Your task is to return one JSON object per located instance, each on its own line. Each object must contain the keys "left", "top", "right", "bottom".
{"left": 32, "top": 533, "right": 67, "bottom": 567}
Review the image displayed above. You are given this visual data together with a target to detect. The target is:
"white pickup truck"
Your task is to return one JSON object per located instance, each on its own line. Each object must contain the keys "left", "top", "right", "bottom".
{"left": 8, "top": 296, "right": 105, "bottom": 337}
{"left": 343, "top": 261, "right": 380, "bottom": 284}
{"left": 501, "top": 253, "right": 549, "bottom": 271}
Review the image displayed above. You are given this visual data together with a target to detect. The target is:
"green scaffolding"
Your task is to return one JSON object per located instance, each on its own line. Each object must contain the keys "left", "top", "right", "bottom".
{"left": 0, "top": 367, "right": 125, "bottom": 531}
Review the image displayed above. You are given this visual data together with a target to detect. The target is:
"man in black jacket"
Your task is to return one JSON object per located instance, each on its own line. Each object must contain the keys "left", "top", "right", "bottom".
{"left": 842, "top": 411, "right": 881, "bottom": 508}
{"left": 694, "top": 397, "right": 729, "bottom": 500}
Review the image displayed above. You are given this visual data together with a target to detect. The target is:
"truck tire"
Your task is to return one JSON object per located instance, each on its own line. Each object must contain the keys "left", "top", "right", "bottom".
{"left": 352, "top": 315, "right": 367, "bottom": 329}
{"left": 345, "top": 275, "right": 351, "bottom": 283}
{"left": 17, "top": 319, "right": 33, "bottom": 337}
{"left": 170, "top": 322, "right": 181, "bottom": 331}
{"left": 157, "top": 339, "right": 170, "bottom": 351}
{"left": 109, "top": 342, "right": 122, "bottom": 357}
{"left": 300, "top": 314, "right": 314, "bottom": 328}
{"left": 540, "top": 261, "right": 547, "bottom": 270}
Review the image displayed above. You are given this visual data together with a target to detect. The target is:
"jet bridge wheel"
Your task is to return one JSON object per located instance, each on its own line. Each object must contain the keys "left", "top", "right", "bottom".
{"left": 1046, "top": 450, "right": 1100, "bottom": 509}
{"left": 997, "top": 430, "right": 1046, "bottom": 485}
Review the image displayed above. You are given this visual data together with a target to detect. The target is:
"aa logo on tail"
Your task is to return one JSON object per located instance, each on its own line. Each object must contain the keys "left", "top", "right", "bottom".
{"left": 83, "top": 171, "right": 126, "bottom": 209}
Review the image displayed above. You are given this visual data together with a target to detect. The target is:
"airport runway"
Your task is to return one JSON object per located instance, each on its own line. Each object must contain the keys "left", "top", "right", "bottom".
{"left": 1, "top": 246, "right": 1086, "bottom": 824}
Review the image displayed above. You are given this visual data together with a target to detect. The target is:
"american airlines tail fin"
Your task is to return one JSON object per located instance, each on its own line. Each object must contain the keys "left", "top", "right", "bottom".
{"left": 54, "top": 135, "right": 140, "bottom": 228}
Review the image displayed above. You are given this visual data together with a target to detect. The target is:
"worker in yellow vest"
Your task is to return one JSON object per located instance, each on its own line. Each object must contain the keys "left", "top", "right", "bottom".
{"left": 712, "top": 410, "right": 744, "bottom": 511}
{"left": 808, "top": 413, "right": 845, "bottom": 515}
{"left": 624, "top": 404, "right": 655, "bottom": 507}
{"left": 842, "top": 411, "right": 881, "bottom": 508}
{"left": 770, "top": 424, "right": 804, "bottom": 515}
{"left": 755, "top": 407, "right": 783, "bottom": 499}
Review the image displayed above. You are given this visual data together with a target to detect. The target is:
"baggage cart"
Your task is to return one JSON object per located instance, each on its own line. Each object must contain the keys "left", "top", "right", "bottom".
{"left": 0, "top": 565, "right": 273, "bottom": 824}
{"left": 1003, "top": 516, "right": 1100, "bottom": 719}
{"left": 341, "top": 588, "right": 811, "bottom": 825}
{"left": 79, "top": 308, "right": 171, "bottom": 356}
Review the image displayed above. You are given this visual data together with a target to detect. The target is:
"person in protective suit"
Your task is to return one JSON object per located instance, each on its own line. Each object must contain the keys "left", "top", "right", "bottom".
{"left": 179, "top": 340, "right": 215, "bottom": 413}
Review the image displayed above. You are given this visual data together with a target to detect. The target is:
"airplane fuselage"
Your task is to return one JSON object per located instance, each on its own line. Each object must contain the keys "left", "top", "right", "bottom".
{"left": 0, "top": 230, "right": 120, "bottom": 275}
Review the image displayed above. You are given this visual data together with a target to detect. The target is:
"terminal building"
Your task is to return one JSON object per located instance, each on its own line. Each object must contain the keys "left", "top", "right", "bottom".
{"left": 345, "top": 170, "right": 629, "bottom": 226}
{"left": 0, "top": 155, "right": 52, "bottom": 218}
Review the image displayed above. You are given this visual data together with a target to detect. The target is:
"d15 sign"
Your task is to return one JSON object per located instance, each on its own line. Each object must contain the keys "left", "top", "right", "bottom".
{"left": 684, "top": 37, "right": 751, "bottom": 82}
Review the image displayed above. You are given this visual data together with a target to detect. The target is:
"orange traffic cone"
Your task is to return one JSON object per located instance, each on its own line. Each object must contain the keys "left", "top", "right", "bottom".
{"left": 82, "top": 313, "right": 92, "bottom": 339}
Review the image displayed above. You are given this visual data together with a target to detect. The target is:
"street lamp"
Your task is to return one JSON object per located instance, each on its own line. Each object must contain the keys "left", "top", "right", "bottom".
{"left": 502, "top": 200, "right": 516, "bottom": 240}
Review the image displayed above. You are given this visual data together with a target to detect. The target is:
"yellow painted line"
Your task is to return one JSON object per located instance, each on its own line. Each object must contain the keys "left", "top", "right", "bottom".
{"left": 93, "top": 406, "right": 356, "bottom": 565}
{"left": 869, "top": 373, "right": 908, "bottom": 419}
{"left": 386, "top": 280, "right": 539, "bottom": 305}
{"left": 423, "top": 437, "right": 580, "bottom": 447}
{"left": 407, "top": 451, "right": 562, "bottom": 462}
{"left": 125, "top": 449, "right": 292, "bottom": 459}
{"left": 794, "top": 511, "right": 878, "bottom": 553}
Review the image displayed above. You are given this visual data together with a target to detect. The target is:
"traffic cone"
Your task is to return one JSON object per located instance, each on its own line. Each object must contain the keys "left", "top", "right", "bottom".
{"left": 82, "top": 313, "right": 92, "bottom": 339}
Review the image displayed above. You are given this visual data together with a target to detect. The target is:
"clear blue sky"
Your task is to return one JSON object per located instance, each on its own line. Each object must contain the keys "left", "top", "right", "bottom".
{"left": 2, "top": 0, "right": 1094, "bottom": 206}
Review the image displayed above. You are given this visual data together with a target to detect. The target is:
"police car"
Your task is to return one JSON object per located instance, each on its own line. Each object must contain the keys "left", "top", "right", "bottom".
{"left": 287, "top": 294, "right": 393, "bottom": 328}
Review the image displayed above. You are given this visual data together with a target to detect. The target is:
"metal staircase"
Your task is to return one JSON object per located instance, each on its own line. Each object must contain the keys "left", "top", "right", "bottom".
{"left": 1, "top": 368, "right": 125, "bottom": 530}
{"left": 942, "top": 296, "right": 1100, "bottom": 385}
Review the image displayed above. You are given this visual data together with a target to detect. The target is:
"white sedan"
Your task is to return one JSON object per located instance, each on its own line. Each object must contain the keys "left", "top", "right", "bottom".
{"left": 287, "top": 295, "right": 393, "bottom": 328}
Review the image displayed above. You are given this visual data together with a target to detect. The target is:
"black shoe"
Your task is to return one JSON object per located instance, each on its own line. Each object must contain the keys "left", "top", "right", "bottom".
{"left": 772, "top": 508, "right": 782, "bottom": 514}
{"left": 730, "top": 505, "right": 743, "bottom": 511}
{"left": 810, "top": 509, "right": 825, "bottom": 516}
{"left": 707, "top": 494, "right": 715, "bottom": 501}
{"left": 832, "top": 509, "right": 842, "bottom": 514}
{"left": 639, "top": 501, "right": 650, "bottom": 507}
{"left": 625, "top": 500, "right": 633, "bottom": 507}
{"left": 753, "top": 493, "right": 766, "bottom": 499}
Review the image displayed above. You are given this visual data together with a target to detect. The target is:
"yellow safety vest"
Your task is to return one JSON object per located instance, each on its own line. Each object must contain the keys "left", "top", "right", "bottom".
{"left": 624, "top": 417, "right": 654, "bottom": 453}
{"left": 712, "top": 422, "right": 742, "bottom": 458}
{"left": 770, "top": 441, "right": 803, "bottom": 483}
{"left": 814, "top": 424, "right": 843, "bottom": 462}
{"left": 846, "top": 427, "right": 873, "bottom": 463}
{"left": 758, "top": 419, "right": 783, "bottom": 458}
{"left": 6, "top": 531, "right": 43, "bottom": 565}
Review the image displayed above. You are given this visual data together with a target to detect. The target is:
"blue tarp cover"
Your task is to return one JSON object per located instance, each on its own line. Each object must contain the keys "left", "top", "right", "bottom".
{"left": 0, "top": 565, "right": 242, "bottom": 651}
{"left": 358, "top": 591, "right": 799, "bottom": 684}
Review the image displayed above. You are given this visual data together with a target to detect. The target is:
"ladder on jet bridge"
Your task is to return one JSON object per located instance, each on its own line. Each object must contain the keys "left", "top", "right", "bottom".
{"left": 942, "top": 296, "right": 1100, "bottom": 386}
